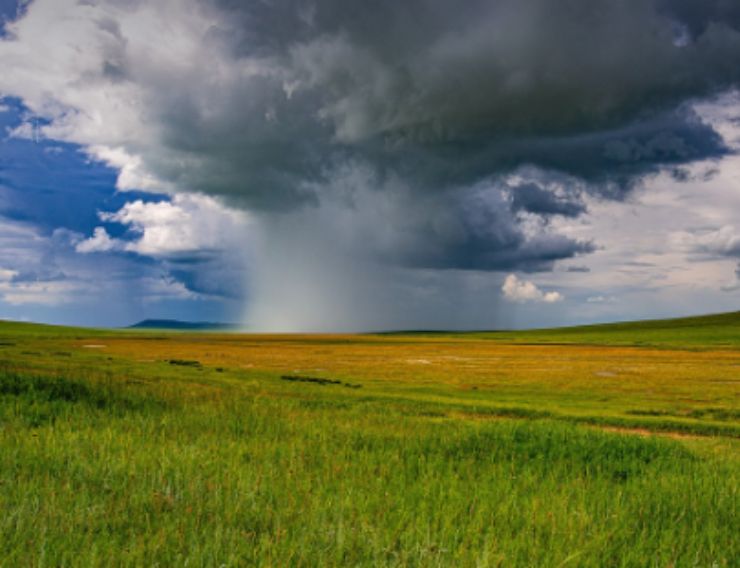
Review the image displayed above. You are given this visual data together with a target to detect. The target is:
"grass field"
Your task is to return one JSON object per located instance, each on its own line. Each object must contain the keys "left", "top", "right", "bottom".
{"left": 0, "top": 314, "right": 738, "bottom": 566}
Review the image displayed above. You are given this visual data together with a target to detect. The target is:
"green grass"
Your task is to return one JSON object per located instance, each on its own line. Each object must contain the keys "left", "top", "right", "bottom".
{"left": 441, "top": 310, "right": 740, "bottom": 348}
{"left": 0, "top": 314, "right": 738, "bottom": 566}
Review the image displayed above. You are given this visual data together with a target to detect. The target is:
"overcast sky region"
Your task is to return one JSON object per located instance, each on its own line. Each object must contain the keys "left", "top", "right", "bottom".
{"left": 0, "top": 0, "right": 739, "bottom": 330}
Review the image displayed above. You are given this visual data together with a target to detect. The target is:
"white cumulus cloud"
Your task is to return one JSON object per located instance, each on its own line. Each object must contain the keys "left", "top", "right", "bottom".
{"left": 501, "top": 274, "right": 563, "bottom": 304}
{"left": 76, "top": 194, "right": 249, "bottom": 258}
{"left": 75, "top": 226, "right": 121, "bottom": 254}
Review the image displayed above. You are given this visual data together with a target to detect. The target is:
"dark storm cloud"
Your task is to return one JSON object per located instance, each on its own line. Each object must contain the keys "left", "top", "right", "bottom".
{"left": 118, "top": 0, "right": 740, "bottom": 211}
{"left": 166, "top": 258, "right": 245, "bottom": 300}
{"left": 404, "top": 232, "right": 596, "bottom": 273}
{"left": 129, "top": 0, "right": 739, "bottom": 271}
{"left": 3, "top": 0, "right": 740, "bottom": 273}
{"left": 658, "top": 0, "right": 740, "bottom": 38}
{"left": 509, "top": 183, "right": 586, "bottom": 218}
{"left": 351, "top": 183, "right": 595, "bottom": 272}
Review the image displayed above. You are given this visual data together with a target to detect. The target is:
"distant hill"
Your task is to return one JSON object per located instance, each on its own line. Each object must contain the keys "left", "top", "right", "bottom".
{"left": 435, "top": 310, "right": 740, "bottom": 348}
{"left": 0, "top": 311, "right": 738, "bottom": 346}
{"left": 128, "top": 319, "right": 239, "bottom": 331}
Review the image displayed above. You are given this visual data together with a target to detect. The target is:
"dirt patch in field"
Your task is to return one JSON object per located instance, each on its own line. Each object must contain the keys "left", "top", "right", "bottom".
{"left": 590, "top": 425, "right": 702, "bottom": 440}
{"left": 450, "top": 412, "right": 708, "bottom": 440}
{"left": 449, "top": 411, "right": 511, "bottom": 422}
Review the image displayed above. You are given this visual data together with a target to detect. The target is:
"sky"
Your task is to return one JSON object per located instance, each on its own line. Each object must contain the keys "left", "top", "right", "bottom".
{"left": 0, "top": 0, "right": 739, "bottom": 331}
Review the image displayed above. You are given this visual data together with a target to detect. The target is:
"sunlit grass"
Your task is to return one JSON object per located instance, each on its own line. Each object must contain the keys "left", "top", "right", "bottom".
{"left": 0, "top": 316, "right": 738, "bottom": 565}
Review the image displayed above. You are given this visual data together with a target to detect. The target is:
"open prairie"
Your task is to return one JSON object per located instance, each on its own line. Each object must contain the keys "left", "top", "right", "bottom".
{"left": 0, "top": 314, "right": 738, "bottom": 566}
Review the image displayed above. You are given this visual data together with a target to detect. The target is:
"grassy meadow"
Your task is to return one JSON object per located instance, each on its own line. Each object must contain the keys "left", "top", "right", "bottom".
{"left": 0, "top": 314, "right": 738, "bottom": 566}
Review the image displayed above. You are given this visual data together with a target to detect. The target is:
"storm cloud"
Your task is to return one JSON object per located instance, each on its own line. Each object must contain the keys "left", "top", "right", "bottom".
{"left": 1, "top": 0, "right": 739, "bottom": 329}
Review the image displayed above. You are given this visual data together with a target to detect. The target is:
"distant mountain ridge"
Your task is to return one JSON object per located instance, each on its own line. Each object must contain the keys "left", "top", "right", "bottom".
{"left": 128, "top": 319, "right": 239, "bottom": 331}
